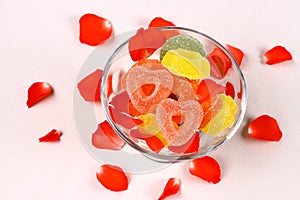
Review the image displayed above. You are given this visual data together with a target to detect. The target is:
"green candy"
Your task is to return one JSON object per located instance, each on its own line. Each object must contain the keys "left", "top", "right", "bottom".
{"left": 160, "top": 34, "right": 206, "bottom": 60}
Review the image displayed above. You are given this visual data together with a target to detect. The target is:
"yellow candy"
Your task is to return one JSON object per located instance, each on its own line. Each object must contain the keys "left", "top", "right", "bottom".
{"left": 138, "top": 113, "right": 168, "bottom": 145}
{"left": 161, "top": 48, "right": 210, "bottom": 79}
{"left": 138, "top": 113, "right": 160, "bottom": 135}
{"left": 201, "top": 94, "right": 238, "bottom": 136}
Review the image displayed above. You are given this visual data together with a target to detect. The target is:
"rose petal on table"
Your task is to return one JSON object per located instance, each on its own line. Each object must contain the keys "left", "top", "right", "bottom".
{"left": 148, "top": 17, "right": 175, "bottom": 27}
{"left": 196, "top": 79, "right": 225, "bottom": 102}
{"left": 27, "top": 82, "right": 53, "bottom": 108}
{"left": 129, "top": 28, "right": 166, "bottom": 61}
{"left": 158, "top": 178, "right": 181, "bottom": 200}
{"left": 91, "top": 120, "right": 125, "bottom": 150}
{"left": 226, "top": 44, "right": 244, "bottom": 66}
{"left": 207, "top": 48, "right": 232, "bottom": 79}
{"left": 248, "top": 115, "right": 283, "bottom": 142}
{"left": 225, "top": 81, "right": 235, "bottom": 99}
{"left": 79, "top": 14, "right": 113, "bottom": 46}
{"left": 168, "top": 132, "right": 200, "bottom": 154}
{"left": 96, "top": 164, "right": 128, "bottom": 192}
{"left": 148, "top": 17, "right": 178, "bottom": 39}
{"left": 263, "top": 46, "right": 292, "bottom": 65}
{"left": 189, "top": 156, "right": 221, "bottom": 184}
{"left": 39, "top": 129, "right": 61, "bottom": 142}
{"left": 77, "top": 69, "right": 113, "bottom": 102}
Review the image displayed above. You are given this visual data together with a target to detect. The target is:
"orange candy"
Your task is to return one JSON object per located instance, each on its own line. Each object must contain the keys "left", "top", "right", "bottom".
{"left": 156, "top": 98, "right": 203, "bottom": 146}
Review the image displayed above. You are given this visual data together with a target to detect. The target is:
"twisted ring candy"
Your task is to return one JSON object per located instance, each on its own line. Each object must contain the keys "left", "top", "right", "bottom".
{"left": 126, "top": 66, "right": 173, "bottom": 114}
{"left": 156, "top": 98, "right": 203, "bottom": 146}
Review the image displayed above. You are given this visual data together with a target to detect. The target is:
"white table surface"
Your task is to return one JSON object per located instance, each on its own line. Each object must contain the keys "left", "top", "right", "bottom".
{"left": 1, "top": 0, "right": 300, "bottom": 199}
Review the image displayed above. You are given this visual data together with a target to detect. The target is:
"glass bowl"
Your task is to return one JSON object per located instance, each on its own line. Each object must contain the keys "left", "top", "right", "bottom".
{"left": 101, "top": 27, "right": 247, "bottom": 162}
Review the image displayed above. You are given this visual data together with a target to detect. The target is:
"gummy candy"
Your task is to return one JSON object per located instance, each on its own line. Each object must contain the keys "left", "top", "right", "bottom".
{"left": 137, "top": 113, "right": 161, "bottom": 135}
{"left": 156, "top": 98, "right": 203, "bottom": 146}
{"left": 162, "top": 48, "right": 210, "bottom": 79}
{"left": 201, "top": 94, "right": 237, "bottom": 136}
{"left": 121, "top": 59, "right": 163, "bottom": 90}
{"left": 160, "top": 34, "right": 206, "bottom": 60}
{"left": 264, "top": 45, "right": 292, "bottom": 65}
{"left": 125, "top": 66, "right": 173, "bottom": 114}
{"left": 199, "top": 95, "right": 223, "bottom": 129}
{"left": 171, "top": 76, "right": 197, "bottom": 101}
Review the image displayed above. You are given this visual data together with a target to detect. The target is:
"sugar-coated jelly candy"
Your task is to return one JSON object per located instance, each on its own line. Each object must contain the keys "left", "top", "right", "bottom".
{"left": 160, "top": 34, "right": 206, "bottom": 60}
{"left": 156, "top": 98, "right": 203, "bottom": 146}
{"left": 126, "top": 66, "right": 173, "bottom": 114}
{"left": 171, "top": 76, "right": 197, "bottom": 101}
{"left": 137, "top": 113, "right": 161, "bottom": 135}
{"left": 201, "top": 94, "right": 237, "bottom": 136}
{"left": 199, "top": 95, "right": 223, "bottom": 129}
{"left": 162, "top": 48, "right": 210, "bottom": 80}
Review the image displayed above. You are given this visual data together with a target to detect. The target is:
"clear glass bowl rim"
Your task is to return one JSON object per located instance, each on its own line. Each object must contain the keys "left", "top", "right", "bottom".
{"left": 101, "top": 26, "right": 247, "bottom": 162}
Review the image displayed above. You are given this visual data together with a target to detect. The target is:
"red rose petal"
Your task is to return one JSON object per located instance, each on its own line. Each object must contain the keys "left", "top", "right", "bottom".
{"left": 109, "top": 106, "right": 143, "bottom": 129}
{"left": 248, "top": 115, "right": 283, "bottom": 142}
{"left": 168, "top": 133, "right": 200, "bottom": 154}
{"left": 225, "top": 82, "right": 235, "bottom": 99}
{"left": 79, "top": 14, "right": 113, "bottom": 46}
{"left": 91, "top": 120, "right": 125, "bottom": 150}
{"left": 208, "top": 48, "right": 232, "bottom": 79}
{"left": 264, "top": 45, "right": 292, "bottom": 65}
{"left": 148, "top": 17, "right": 178, "bottom": 39}
{"left": 148, "top": 17, "right": 175, "bottom": 27}
{"left": 39, "top": 129, "right": 61, "bottom": 142}
{"left": 196, "top": 79, "right": 225, "bottom": 102}
{"left": 27, "top": 82, "right": 53, "bottom": 108}
{"left": 77, "top": 69, "right": 113, "bottom": 102}
{"left": 144, "top": 135, "right": 165, "bottom": 153}
{"left": 158, "top": 178, "right": 181, "bottom": 200}
{"left": 226, "top": 44, "right": 244, "bottom": 66}
{"left": 110, "top": 91, "right": 130, "bottom": 113}
{"left": 129, "top": 28, "right": 166, "bottom": 61}
{"left": 189, "top": 156, "right": 221, "bottom": 184}
{"left": 96, "top": 164, "right": 128, "bottom": 192}
{"left": 237, "top": 80, "right": 243, "bottom": 99}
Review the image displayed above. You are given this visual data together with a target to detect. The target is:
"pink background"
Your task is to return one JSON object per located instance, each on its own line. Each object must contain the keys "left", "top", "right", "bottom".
{"left": 1, "top": 0, "right": 300, "bottom": 199}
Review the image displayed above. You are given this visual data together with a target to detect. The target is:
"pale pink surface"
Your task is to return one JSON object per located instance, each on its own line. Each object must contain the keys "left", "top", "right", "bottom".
{"left": 1, "top": 0, "right": 300, "bottom": 200}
